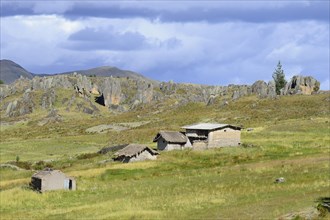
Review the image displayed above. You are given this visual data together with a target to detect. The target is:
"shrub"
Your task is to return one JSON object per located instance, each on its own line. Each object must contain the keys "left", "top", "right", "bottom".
{"left": 32, "top": 161, "right": 54, "bottom": 170}
{"left": 77, "top": 152, "right": 99, "bottom": 160}
{"left": 9, "top": 161, "right": 32, "bottom": 170}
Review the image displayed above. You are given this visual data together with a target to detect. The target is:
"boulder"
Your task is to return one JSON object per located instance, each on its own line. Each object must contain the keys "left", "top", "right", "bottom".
{"left": 252, "top": 80, "right": 268, "bottom": 98}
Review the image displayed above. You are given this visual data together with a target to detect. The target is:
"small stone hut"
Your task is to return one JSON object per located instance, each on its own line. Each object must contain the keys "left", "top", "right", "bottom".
{"left": 182, "top": 123, "right": 241, "bottom": 149}
{"left": 153, "top": 131, "right": 192, "bottom": 151}
{"left": 114, "top": 144, "right": 158, "bottom": 163}
{"left": 30, "top": 168, "right": 76, "bottom": 192}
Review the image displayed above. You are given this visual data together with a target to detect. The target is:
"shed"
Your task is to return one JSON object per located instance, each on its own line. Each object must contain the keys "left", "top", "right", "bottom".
{"left": 182, "top": 123, "right": 241, "bottom": 149}
{"left": 30, "top": 168, "right": 76, "bottom": 192}
{"left": 114, "top": 144, "right": 159, "bottom": 163}
{"left": 153, "top": 131, "right": 192, "bottom": 151}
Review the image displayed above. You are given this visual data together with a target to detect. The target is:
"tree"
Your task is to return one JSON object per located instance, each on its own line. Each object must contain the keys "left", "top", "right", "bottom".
{"left": 272, "top": 61, "right": 287, "bottom": 95}
{"left": 0, "top": 80, "right": 4, "bottom": 84}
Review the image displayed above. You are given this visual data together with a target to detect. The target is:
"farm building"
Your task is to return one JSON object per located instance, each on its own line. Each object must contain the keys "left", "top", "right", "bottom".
{"left": 114, "top": 144, "right": 159, "bottom": 163}
{"left": 182, "top": 123, "right": 241, "bottom": 149}
{"left": 30, "top": 168, "right": 76, "bottom": 192}
{"left": 153, "top": 131, "right": 192, "bottom": 151}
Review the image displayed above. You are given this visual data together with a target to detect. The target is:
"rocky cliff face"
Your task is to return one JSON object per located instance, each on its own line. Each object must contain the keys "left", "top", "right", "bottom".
{"left": 0, "top": 74, "right": 322, "bottom": 118}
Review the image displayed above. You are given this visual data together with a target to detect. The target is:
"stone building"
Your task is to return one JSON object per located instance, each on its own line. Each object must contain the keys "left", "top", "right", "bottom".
{"left": 114, "top": 144, "right": 158, "bottom": 163}
{"left": 182, "top": 123, "right": 241, "bottom": 149}
{"left": 153, "top": 131, "right": 192, "bottom": 151}
{"left": 30, "top": 168, "right": 76, "bottom": 192}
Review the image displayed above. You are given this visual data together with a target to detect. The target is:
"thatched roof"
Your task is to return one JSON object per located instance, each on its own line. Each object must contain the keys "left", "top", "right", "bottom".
{"left": 98, "top": 144, "right": 129, "bottom": 154}
{"left": 153, "top": 131, "right": 187, "bottom": 144}
{"left": 182, "top": 123, "right": 241, "bottom": 131}
{"left": 114, "top": 144, "right": 158, "bottom": 157}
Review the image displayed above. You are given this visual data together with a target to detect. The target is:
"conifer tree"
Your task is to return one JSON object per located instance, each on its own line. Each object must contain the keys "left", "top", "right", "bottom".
{"left": 272, "top": 61, "right": 287, "bottom": 95}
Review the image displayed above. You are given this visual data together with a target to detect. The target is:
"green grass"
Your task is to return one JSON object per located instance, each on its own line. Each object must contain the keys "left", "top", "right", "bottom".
{"left": 0, "top": 93, "right": 329, "bottom": 219}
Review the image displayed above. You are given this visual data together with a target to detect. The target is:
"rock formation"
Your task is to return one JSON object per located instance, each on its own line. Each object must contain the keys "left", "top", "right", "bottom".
{"left": 41, "top": 89, "right": 56, "bottom": 109}
{"left": 252, "top": 80, "right": 268, "bottom": 98}
{"left": 283, "top": 75, "right": 320, "bottom": 95}
{"left": 0, "top": 72, "right": 323, "bottom": 118}
{"left": 5, "top": 90, "right": 34, "bottom": 117}
{"left": 101, "top": 78, "right": 122, "bottom": 107}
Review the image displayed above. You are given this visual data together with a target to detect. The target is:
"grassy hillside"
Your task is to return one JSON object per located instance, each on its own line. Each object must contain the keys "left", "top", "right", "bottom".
{"left": 0, "top": 93, "right": 329, "bottom": 219}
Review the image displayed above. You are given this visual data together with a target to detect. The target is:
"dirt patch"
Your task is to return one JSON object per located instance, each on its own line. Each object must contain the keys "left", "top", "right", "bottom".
{"left": 86, "top": 124, "right": 128, "bottom": 133}
{"left": 86, "top": 121, "right": 150, "bottom": 133}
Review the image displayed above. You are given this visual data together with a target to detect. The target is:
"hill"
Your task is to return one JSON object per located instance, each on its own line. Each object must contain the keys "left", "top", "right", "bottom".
{"left": 58, "top": 66, "right": 153, "bottom": 82}
{"left": 0, "top": 59, "right": 154, "bottom": 84}
{"left": 0, "top": 60, "right": 34, "bottom": 84}
{"left": 0, "top": 89, "right": 329, "bottom": 219}
{"left": 0, "top": 64, "right": 328, "bottom": 219}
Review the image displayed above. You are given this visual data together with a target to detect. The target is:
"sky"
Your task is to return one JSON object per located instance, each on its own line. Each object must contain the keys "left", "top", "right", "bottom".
{"left": 1, "top": 1, "right": 329, "bottom": 89}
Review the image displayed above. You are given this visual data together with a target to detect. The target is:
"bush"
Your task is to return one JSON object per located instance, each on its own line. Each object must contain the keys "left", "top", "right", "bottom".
{"left": 32, "top": 161, "right": 54, "bottom": 170}
{"left": 9, "top": 161, "right": 32, "bottom": 170}
{"left": 77, "top": 152, "right": 99, "bottom": 160}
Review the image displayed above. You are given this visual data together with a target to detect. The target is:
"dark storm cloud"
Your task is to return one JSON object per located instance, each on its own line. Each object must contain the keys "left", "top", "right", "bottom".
{"left": 1, "top": 1, "right": 329, "bottom": 23}
{"left": 158, "top": 3, "right": 329, "bottom": 23}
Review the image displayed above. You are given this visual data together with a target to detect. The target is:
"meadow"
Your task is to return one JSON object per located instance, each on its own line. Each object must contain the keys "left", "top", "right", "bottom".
{"left": 0, "top": 93, "right": 329, "bottom": 219}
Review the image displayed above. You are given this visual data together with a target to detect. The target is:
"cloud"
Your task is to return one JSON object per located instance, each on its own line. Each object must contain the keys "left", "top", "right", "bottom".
{"left": 2, "top": 1, "right": 329, "bottom": 23}
{"left": 0, "top": 15, "right": 82, "bottom": 72}
{"left": 65, "top": 27, "right": 182, "bottom": 51}
{"left": 1, "top": 3, "right": 328, "bottom": 87}
{"left": 33, "top": 2, "right": 74, "bottom": 14}
{"left": 66, "top": 27, "right": 150, "bottom": 51}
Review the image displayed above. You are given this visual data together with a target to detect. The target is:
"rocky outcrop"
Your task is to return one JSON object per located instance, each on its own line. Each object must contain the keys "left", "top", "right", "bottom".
{"left": 100, "top": 78, "right": 122, "bottom": 107}
{"left": 267, "top": 80, "right": 276, "bottom": 98}
{"left": 251, "top": 80, "right": 276, "bottom": 98}
{"left": 159, "top": 81, "right": 177, "bottom": 95}
{"left": 5, "top": 90, "right": 34, "bottom": 117}
{"left": 0, "top": 72, "right": 322, "bottom": 117}
{"left": 232, "top": 85, "right": 251, "bottom": 100}
{"left": 38, "top": 108, "right": 63, "bottom": 126}
{"left": 0, "top": 77, "right": 31, "bottom": 100}
{"left": 32, "top": 75, "right": 72, "bottom": 90}
{"left": 283, "top": 75, "right": 320, "bottom": 95}
{"left": 41, "top": 89, "right": 56, "bottom": 109}
{"left": 252, "top": 80, "right": 268, "bottom": 98}
{"left": 136, "top": 81, "right": 154, "bottom": 104}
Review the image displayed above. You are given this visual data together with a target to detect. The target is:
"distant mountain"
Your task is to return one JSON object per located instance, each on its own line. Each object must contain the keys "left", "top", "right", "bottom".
{"left": 0, "top": 60, "right": 34, "bottom": 84}
{"left": 0, "top": 59, "right": 154, "bottom": 84}
{"left": 58, "top": 66, "right": 151, "bottom": 82}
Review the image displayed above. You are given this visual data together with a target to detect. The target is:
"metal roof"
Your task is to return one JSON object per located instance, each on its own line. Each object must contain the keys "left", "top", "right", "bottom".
{"left": 182, "top": 123, "right": 240, "bottom": 130}
{"left": 153, "top": 131, "right": 187, "bottom": 143}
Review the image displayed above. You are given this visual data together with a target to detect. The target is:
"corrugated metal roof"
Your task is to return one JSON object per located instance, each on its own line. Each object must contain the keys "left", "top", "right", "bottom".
{"left": 153, "top": 131, "right": 187, "bottom": 143}
{"left": 115, "top": 144, "right": 158, "bottom": 157}
{"left": 182, "top": 123, "right": 229, "bottom": 130}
